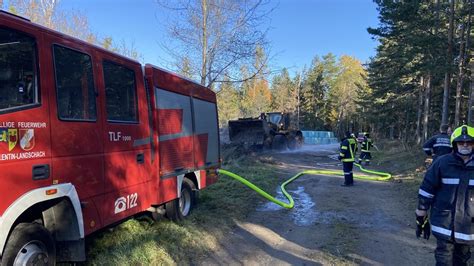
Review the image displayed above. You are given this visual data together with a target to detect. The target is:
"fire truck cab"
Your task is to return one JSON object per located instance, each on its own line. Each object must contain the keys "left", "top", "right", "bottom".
{"left": 0, "top": 11, "right": 219, "bottom": 265}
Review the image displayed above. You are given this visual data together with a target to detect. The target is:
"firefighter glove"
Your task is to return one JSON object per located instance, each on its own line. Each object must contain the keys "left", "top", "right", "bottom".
{"left": 424, "top": 157, "right": 433, "bottom": 166}
{"left": 337, "top": 155, "right": 342, "bottom": 161}
{"left": 416, "top": 214, "right": 430, "bottom": 240}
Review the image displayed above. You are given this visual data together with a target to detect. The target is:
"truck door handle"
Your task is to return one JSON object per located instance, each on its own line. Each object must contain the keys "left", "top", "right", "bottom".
{"left": 136, "top": 153, "right": 144, "bottom": 164}
{"left": 32, "top": 164, "right": 50, "bottom": 180}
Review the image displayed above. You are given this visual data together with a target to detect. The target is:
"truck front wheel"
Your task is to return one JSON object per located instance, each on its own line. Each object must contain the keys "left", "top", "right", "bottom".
{"left": 2, "top": 223, "right": 56, "bottom": 266}
{"left": 271, "top": 135, "right": 288, "bottom": 150}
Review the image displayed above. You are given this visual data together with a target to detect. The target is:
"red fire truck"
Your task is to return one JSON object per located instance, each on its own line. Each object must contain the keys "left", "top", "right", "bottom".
{"left": 0, "top": 11, "right": 220, "bottom": 265}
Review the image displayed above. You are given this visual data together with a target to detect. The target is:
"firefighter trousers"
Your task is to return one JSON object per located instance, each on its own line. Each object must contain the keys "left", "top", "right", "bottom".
{"left": 342, "top": 162, "right": 353, "bottom": 185}
{"left": 359, "top": 151, "right": 371, "bottom": 164}
{"left": 435, "top": 237, "right": 471, "bottom": 266}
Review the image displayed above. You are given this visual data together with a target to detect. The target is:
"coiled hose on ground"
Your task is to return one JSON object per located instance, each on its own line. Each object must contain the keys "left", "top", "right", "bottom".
{"left": 218, "top": 162, "right": 391, "bottom": 209}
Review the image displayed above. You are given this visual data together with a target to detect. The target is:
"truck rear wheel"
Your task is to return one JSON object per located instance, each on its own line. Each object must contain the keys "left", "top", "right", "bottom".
{"left": 2, "top": 223, "right": 56, "bottom": 266}
{"left": 165, "top": 179, "right": 196, "bottom": 221}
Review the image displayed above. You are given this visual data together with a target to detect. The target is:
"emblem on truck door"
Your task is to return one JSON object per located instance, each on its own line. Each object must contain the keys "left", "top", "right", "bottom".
{"left": 7, "top": 129, "right": 17, "bottom": 151}
{"left": 19, "top": 129, "right": 35, "bottom": 151}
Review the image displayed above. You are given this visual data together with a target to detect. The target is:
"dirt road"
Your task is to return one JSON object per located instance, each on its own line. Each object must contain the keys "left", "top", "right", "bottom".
{"left": 201, "top": 144, "right": 435, "bottom": 265}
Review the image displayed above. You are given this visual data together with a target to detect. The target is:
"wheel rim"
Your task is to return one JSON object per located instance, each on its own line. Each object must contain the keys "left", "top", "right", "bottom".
{"left": 179, "top": 187, "right": 192, "bottom": 216}
{"left": 13, "top": 241, "right": 49, "bottom": 266}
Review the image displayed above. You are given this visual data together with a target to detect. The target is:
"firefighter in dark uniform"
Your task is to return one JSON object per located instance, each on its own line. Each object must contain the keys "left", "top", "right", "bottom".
{"left": 358, "top": 133, "right": 373, "bottom": 165}
{"left": 338, "top": 131, "right": 357, "bottom": 186}
{"left": 416, "top": 125, "right": 474, "bottom": 265}
{"left": 423, "top": 124, "right": 453, "bottom": 163}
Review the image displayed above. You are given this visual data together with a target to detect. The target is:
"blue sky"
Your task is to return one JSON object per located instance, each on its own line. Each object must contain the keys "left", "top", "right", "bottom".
{"left": 60, "top": 0, "right": 380, "bottom": 75}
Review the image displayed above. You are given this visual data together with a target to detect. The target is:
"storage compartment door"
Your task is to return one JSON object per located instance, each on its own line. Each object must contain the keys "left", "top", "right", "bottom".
{"left": 155, "top": 88, "right": 194, "bottom": 176}
{"left": 192, "top": 98, "right": 219, "bottom": 168}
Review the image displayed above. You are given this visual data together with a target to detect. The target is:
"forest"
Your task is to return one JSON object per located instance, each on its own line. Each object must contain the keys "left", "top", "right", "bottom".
{"left": 218, "top": 0, "right": 474, "bottom": 144}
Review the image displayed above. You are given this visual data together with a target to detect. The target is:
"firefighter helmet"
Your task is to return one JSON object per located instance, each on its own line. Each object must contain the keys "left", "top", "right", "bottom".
{"left": 451, "top": 125, "right": 474, "bottom": 144}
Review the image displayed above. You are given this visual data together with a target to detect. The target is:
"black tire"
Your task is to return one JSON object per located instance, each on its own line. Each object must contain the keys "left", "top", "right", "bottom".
{"left": 271, "top": 135, "right": 288, "bottom": 150}
{"left": 165, "top": 179, "right": 196, "bottom": 221}
{"left": 295, "top": 132, "right": 303, "bottom": 148}
{"left": 288, "top": 138, "right": 297, "bottom": 150}
{"left": 2, "top": 223, "right": 56, "bottom": 266}
{"left": 262, "top": 134, "right": 273, "bottom": 150}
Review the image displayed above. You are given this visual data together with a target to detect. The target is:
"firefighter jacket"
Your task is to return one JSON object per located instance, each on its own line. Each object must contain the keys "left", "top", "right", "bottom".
{"left": 361, "top": 137, "right": 373, "bottom": 152}
{"left": 339, "top": 137, "right": 357, "bottom": 162}
{"left": 418, "top": 153, "right": 474, "bottom": 243}
{"left": 423, "top": 133, "right": 452, "bottom": 158}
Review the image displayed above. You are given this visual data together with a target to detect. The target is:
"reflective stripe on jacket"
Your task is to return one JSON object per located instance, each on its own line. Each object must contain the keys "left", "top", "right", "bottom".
{"left": 422, "top": 133, "right": 452, "bottom": 157}
{"left": 418, "top": 153, "right": 474, "bottom": 243}
{"left": 339, "top": 138, "right": 357, "bottom": 162}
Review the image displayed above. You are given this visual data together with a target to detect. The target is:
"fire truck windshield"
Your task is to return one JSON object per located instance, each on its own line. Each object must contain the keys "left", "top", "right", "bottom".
{"left": 0, "top": 27, "right": 38, "bottom": 111}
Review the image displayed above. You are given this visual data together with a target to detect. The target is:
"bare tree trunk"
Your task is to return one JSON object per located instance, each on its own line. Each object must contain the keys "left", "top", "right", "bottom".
{"left": 200, "top": 0, "right": 208, "bottom": 86}
{"left": 423, "top": 75, "right": 432, "bottom": 141}
{"left": 454, "top": 5, "right": 471, "bottom": 127}
{"left": 465, "top": 3, "right": 473, "bottom": 124}
{"left": 441, "top": 0, "right": 455, "bottom": 125}
{"left": 416, "top": 77, "right": 424, "bottom": 144}
{"left": 469, "top": 59, "right": 474, "bottom": 125}
{"left": 296, "top": 75, "right": 301, "bottom": 129}
{"left": 454, "top": 24, "right": 466, "bottom": 127}
{"left": 404, "top": 99, "right": 410, "bottom": 143}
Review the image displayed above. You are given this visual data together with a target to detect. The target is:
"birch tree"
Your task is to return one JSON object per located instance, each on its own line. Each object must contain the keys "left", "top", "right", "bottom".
{"left": 157, "top": 0, "right": 273, "bottom": 87}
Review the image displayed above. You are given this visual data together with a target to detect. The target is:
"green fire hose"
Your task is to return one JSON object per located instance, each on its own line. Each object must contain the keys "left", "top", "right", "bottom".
{"left": 217, "top": 162, "right": 391, "bottom": 209}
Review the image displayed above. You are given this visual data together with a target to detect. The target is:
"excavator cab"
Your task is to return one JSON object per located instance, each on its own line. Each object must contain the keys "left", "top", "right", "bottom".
{"left": 265, "top": 112, "right": 291, "bottom": 131}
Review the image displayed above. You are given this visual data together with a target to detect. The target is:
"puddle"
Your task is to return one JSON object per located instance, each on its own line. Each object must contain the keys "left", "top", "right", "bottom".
{"left": 257, "top": 186, "right": 320, "bottom": 226}
{"left": 256, "top": 186, "right": 395, "bottom": 229}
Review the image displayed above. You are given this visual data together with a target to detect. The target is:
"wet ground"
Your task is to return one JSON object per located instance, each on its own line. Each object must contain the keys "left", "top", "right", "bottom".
{"left": 200, "top": 144, "right": 435, "bottom": 265}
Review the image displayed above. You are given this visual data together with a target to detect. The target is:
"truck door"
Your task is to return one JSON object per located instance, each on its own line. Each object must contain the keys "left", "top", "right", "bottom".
{"left": 95, "top": 54, "right": 151, "bottom": 223}
{"left": 46, "top": 38, "right": 104, "bottom": 206}
{"left": 0, "top": 24, "right": 52, "bottom": 215}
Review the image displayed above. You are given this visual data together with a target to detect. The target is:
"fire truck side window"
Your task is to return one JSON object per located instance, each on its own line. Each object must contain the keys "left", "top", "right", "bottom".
{"left": 0, "top": 27, "right": 38, "bottom": 112}
{"left": 53, "top": 45, "right": 96, "bottom": 121}
{"left": 103, "top": 61, "right": 138, "bottom": 122}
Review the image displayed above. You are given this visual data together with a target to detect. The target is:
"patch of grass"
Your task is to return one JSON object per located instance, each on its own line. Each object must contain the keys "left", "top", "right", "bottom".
{"left": 370, "top": 140, "right": 426, "bottom": 211}
{"left": 86, "top": 148, "right": 281, "bottom": 265}
{"left": 371, "top": 140, "right": 426, "bottom": 175}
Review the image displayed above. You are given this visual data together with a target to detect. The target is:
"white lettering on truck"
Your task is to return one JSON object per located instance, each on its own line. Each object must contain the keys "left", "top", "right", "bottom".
{"left": 108, "top": 131, "right": 131, "bottom": 142}
{"left": 114, "top": 193, "right": 138, "bottom": 214}
{"left": 1, "top": 151, "right": 46, "bottom": 161}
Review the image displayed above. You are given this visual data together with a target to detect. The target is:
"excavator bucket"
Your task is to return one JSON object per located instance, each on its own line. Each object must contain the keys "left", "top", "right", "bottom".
{"left": 228, "top": 119, "right": 267, "bottom": 145}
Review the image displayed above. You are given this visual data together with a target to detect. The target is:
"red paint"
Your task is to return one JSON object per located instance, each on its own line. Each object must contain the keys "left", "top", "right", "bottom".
{"left": 0, "top": 11, "right": 220, "bottom": 241}
{"left": 158, "top": 109, "right": 183, "bottom": 135}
